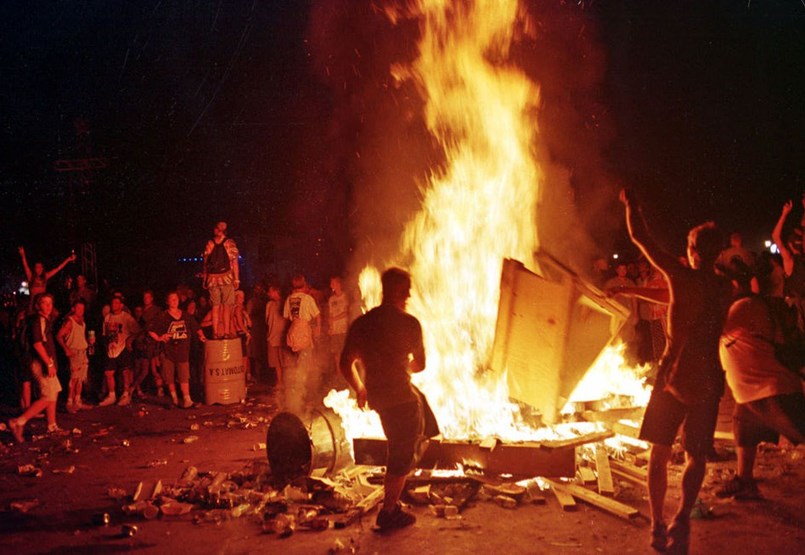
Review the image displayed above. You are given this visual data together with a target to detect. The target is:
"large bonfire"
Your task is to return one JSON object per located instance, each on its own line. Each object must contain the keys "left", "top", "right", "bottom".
{"left": 326, "top": 0, "right": 646, "bottom": 445}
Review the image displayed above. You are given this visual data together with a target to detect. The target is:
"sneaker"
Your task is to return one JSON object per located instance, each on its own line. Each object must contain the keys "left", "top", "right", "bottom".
{"left": 118, "top": 392, "right": 131, "bottom": 406}
{"left": 376, "top": 503, "right": 416, "bottom": 531}
{"left": 182, "top": 398, "right": 195, "bottom": 409}
{"left": 66, "top": 400, "right": 77, "bottom": 414}
{"left": 98, "top": 393, "right": 117, "bottom": 407}
{"left": 47, "top": 423, "right": 63, "bottom": 434}
{"left": 715, "top": 476, "right": 760, "bottom": 500}
{"left": 8, "top": 418, "right": 24, "bottom": 443}
{"left": 667, "top": 518, "right": 690, "bottom": 555}
{"left": 650, "top": 522, "right": 667, "bottom": 552}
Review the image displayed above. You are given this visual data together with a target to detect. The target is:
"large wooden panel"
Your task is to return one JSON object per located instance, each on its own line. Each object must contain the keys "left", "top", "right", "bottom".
{"left": 491, "top": 256, "right": 628, "bottom": 423}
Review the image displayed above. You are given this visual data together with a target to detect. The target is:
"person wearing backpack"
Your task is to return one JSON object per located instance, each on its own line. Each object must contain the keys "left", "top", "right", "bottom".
{"left": 282, "top": 274, "right": 321, "bottom": 416}
{"left": 8, "top": 293, "right": 64, "bottom": 442}
{"left": 202, "top": 221, "right": 240, "bottom": 338}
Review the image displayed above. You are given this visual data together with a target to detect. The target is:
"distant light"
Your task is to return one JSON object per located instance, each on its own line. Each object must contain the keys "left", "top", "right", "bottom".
{"left": 764, "top": 240, "right": 772, "bottom": 248}
{"left": 770, "top": 244, "right": 780, "bottom": 255}
{"left": 612, "top": 253, "right": 619, "bottom": 260}
{"left": 19, "top": 281, "right": 29, "bottom": 295}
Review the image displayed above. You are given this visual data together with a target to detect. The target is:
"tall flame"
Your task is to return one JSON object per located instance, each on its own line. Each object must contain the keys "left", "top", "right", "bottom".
{"left": 349, "top": 0, "right": 543, "bottom": 440}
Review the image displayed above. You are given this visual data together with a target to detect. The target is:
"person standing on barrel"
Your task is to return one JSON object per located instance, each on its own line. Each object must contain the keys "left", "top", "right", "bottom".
{"left": 339, "top": 267, "right": 439, "bottom": 531}
{"left": 202, "top": 221, "right": 239, "bottom": 339}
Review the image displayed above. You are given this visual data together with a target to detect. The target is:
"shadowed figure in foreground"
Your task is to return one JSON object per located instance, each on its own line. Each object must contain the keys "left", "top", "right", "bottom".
{"left": 339, "top": 267, "right": 439, "bottom": 531}
{"left": 620, "top": 188, "right": 732, "bottom": 554}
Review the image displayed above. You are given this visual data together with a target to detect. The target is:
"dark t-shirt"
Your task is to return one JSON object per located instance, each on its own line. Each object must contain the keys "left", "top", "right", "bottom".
{"left": 149, "top": 310, "right": 199, "bottom": 363}
{"left": 27, "top": 312, "right": 56, "bottom": 361}
{"left": 342, "top": 304, "right": 424, "bottom": 411}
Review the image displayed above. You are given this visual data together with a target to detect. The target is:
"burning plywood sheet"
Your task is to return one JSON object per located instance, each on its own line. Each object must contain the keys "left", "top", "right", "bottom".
{"left": 491, "top": 255, "right": 629, "bottom": 424}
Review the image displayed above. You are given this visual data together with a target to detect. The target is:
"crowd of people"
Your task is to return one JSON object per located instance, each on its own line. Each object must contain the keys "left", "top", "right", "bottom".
{"left": 2, "top": 221, "right": 354, "bottom": 443}
{"left": 3, "top": 201, "right": 804, "bottom": 540}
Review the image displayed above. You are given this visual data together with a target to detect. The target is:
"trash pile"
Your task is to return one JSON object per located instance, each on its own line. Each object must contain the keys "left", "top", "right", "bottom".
{"left": 111, "top": 459, "right": 390, "bottom": 538}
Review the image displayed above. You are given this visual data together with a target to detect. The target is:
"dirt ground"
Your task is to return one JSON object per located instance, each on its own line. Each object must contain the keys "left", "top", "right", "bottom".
{"left": 1, "top": 385, "right": 803, "bottom": 555}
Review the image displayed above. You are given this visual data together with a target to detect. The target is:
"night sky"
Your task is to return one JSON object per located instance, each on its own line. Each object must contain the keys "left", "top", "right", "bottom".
{"left": 1, "top": 1, "right": 803, "bottom": 292}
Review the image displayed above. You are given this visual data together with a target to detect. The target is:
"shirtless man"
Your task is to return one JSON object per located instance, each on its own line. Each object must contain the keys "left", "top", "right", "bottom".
{"left": 620, "top": 189, "right": 732, "bottom": 554}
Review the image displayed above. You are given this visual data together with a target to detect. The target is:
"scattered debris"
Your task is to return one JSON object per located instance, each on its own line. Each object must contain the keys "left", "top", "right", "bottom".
{"left": 121, "top": 523, "right": 138, "bottom": 537}
{"left": 52, "top": 465, "right": 76, "bottom": 475}
{"left": 10, "top": 499, "right": 41, "bottom": 513}
{"left": 107, "top": 487, "right": 128, "bottom": 500}
{"left": 17, "top": 464, "right": 43, "bottom": 478}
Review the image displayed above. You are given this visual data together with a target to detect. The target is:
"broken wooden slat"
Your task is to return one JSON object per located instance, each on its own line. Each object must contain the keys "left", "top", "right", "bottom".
{"left": 546, "top": 481, "right": 577, "bottom": 511}
{"left": 539, "top": 430, "right": 614, "bottom": 451}
{"left": 525, "top": 481, "right": 546, "bottom": 505}
{"left": 609, "top": 459, "right": 648, "bottom": 483}
{"left": 546, "top": 479, "right": 639, "bottom": 520}
{"left": 333, "top": 486, "right": 384, "bottom": 529}
{"left": 595, "top": 444, "right": 614, "bottom": 496}
{"left": 576, "top": 466, "right": 596, "bottom": 485}
{"left": 610, "top": 467, "right": 647, "bottom": 488}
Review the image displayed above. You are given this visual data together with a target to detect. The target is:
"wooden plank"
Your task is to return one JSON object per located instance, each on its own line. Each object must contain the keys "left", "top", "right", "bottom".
{"left": 546, "top": 480, "right": 639, "bottom": 520}
{"left": 333, "top": 487, "right": 384, "bottom": 529}
{"left": 610, "top": 467, "right": 647, "bottom": 487}
{"left": 611, "top": 420, "right": 641, "bottom": 439}
{"left": 576, "top": 466, "right": 596, "bottom": 485}
{"left": 547, "top": 481, "right": 576, "bottom": 511}
{"left": 539, "top": 430, "right": 614, "bottom": 451}
{"left": 479, "top": 437, "right": 499, "bottom": 450}
{"left": 353, "top": 437, "right": 576, "bottom": 477}
{"left": 595, "top": 444, "right": 614, "bottom": 496}
{"left": 714, "top": 430, "right": 735, "bottom": 442}
{"left": 609, "top": 459, "right": 648, "bottom": 483}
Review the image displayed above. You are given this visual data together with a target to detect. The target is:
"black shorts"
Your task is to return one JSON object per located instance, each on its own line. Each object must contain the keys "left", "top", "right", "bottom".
{"left": 106, "top": 350, "right": 133, "bottom": 372}
{"left": 639, "top": 386, "right": 720, "bottom": 457}
{"left": 733, "top": 392, "right": 805, "bottom": 447}
{"left": 377, "top": 400, "right": 425, "bottom": 476}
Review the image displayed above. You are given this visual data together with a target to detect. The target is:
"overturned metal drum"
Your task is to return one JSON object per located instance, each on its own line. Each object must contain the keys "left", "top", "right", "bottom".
{"left": 266, "top": 408, "right": 352, "bottom": 481}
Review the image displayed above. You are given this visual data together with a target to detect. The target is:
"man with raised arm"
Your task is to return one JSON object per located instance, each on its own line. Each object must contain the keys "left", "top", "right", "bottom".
{"left": 620, "top": 189, "right": 732, "bottom": 554}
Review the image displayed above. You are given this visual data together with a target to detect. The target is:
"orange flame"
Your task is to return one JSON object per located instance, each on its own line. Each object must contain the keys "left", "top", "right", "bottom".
{"left": 329, "top": 1, "right": 649, "bottom": 445}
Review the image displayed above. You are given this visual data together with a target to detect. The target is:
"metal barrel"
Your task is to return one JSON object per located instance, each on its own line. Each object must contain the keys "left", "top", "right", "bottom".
{"left": 266, "top": 408, "right": 352, "bottom": 481}
{"left": 204, "top": 338, "right": 246, "bottom": 405}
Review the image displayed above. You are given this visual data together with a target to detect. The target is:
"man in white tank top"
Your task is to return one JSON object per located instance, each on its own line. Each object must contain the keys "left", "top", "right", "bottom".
{"left": 57, "top": 299, "right": 92, "bottom": 412}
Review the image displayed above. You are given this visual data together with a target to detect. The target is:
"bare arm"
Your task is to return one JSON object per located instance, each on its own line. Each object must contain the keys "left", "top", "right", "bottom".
{"left": 339, "top": 341, "right": 368, "bottom": 408}
{"left": 56, "top": 318, "right": 74, "bottom": 357}
{"left": 608, "top": 285, "right": 670, "bottom": 305}
{"left": 620, "top": 189, "right": 680, "bottom": 279}
{"left": 18, "top": 247, "right": 32, "bottom": 281}
{"left": 33, "top": 341, "right": 57, "bottom": 376}
{"left": 772, "top": 201, "right": 795, "bottom": 276}
{"left": 45, "top": 253, "right": 76, "bottom": 281}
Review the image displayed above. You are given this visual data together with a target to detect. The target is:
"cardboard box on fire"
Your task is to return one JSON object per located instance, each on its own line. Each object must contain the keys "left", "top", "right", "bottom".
{"left": 491, "top": 255, "right": 629, "bottom": 424}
